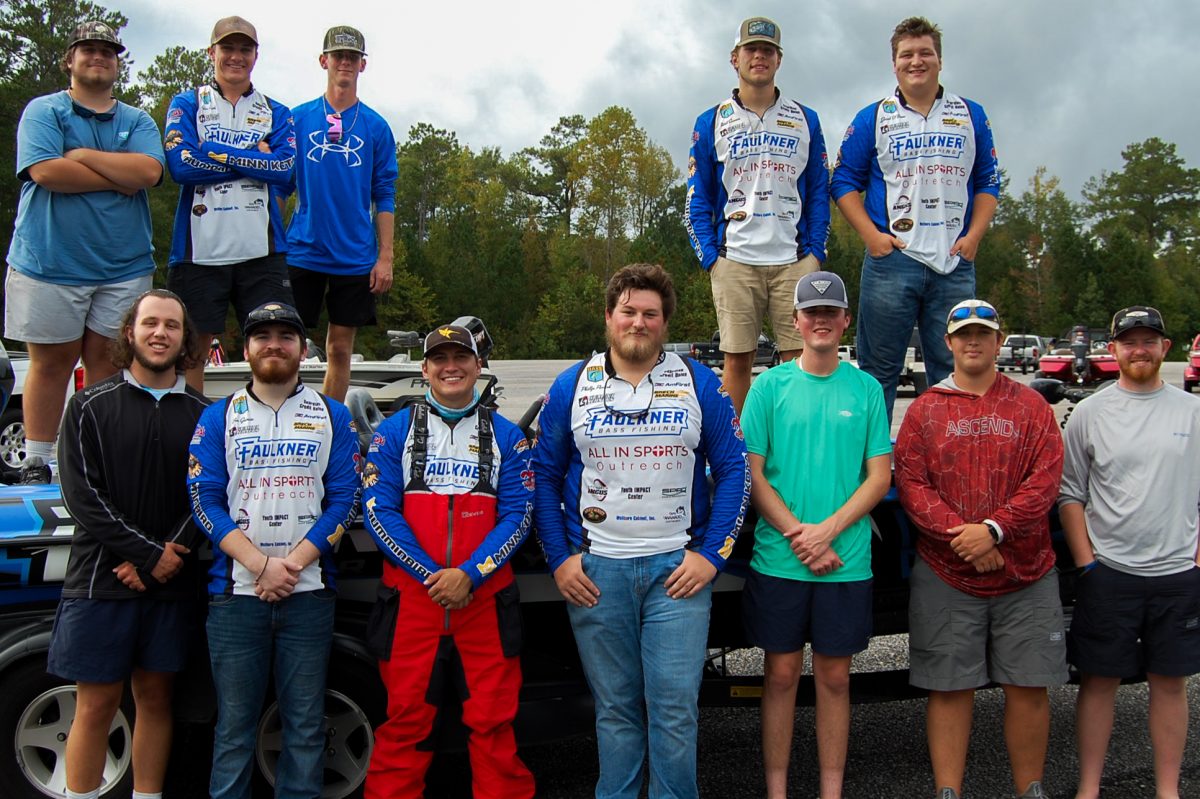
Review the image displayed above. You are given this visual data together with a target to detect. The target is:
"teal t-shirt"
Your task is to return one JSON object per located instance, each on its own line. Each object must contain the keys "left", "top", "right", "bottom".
{"left": 740, "top": 360, "right": 892, "bottom": 582}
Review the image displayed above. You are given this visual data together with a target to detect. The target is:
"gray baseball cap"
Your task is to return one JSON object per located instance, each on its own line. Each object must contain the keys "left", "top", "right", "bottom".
{"left": 794, "top": 271, "right": 848, "bottom": 310}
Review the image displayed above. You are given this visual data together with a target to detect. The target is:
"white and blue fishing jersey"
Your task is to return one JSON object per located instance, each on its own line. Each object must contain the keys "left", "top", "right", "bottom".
{"left": 831, "top": 87, "right": 1000, "bottom": 274}
{"left": 686, "top": 90, "right": 830, "bottom": 270}
{"left": 285, "top": 97, "right": 398, "bottom": 275}
{"left": 533, "top": 351, "right": 750, "bottom": 573}
{"left": 164, "top": 84, "right": 294, "bottom": 266}
{"left": 188, "top": 383, "right": 360, "bottom": 595}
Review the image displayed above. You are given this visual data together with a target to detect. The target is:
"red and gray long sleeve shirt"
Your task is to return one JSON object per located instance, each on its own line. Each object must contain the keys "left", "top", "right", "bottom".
{"left": 894, "top": 374, "right": 1063, "bottom": 596}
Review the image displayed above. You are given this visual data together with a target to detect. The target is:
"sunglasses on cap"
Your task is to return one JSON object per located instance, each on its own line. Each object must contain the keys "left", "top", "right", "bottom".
{"left": 948, "top": 305, "right": 998, "bottom": 323}
{"left": 1112, "top": 309, "right": 1164, "bottom": 333}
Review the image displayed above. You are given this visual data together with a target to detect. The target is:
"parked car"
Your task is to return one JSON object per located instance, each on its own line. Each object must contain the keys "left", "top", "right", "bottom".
{"left": 692, "top": 331, "right": 780, "bottom": 369}
{"left": 898, "top": 329, "right": 928, "bottom": 395}
{"left": 997, "top": 334, "right": 1049, "bottom": 374}
{"left": 1184, "top": 334, "right": 1200, "bottom": 393}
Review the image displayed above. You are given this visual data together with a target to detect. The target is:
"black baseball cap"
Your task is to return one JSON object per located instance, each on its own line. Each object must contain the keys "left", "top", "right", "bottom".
{"left": 1110, "top": 305, "right": 1167, "bottom": 339}
{"left": 423, "top": 325, "right": 479, "bottom": 357}
{"left": 244, "top": 302, "right": 306, "bottom": 336}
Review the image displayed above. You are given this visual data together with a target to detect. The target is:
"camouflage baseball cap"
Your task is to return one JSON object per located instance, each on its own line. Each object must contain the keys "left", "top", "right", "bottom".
{"left": 211, "top": 16, "right": 258, "bottom": 46}
{"left": 323, "top": 26, "right": 366, "bottom": 55}
{"left": 69, "top": 20, "right": 125, "bottom": 54}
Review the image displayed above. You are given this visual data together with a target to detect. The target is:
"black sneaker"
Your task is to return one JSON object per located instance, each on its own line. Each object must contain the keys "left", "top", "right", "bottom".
{"left": 18, "top": 457, "right": 51, "bottom": 485}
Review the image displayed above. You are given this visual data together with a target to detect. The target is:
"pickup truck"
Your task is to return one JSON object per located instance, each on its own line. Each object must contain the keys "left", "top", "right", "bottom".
{"left": 998, "top": 335, "right": 1049, "bottom": 374}
{"left": 0, "top": 348, "right": 1080, "bottom": 799}
{"left": 692, "top": 331, "right": 780, "bottom": 370}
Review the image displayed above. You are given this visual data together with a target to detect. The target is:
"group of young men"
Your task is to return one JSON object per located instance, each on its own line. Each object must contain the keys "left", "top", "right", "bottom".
{"left": 5, "top": 10, "right": 1197, "bottom": 799}
{"left": 6, "top": 14, "right": 394, "bottom": 486}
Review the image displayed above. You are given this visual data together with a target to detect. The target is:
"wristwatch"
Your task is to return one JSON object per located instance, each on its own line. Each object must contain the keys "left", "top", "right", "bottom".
{"left": 983, "top": 520, "right": 1002, "bottom": 544}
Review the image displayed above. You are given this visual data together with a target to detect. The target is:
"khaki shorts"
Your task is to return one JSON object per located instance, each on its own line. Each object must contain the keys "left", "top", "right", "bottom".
{"left": 4, "top": 268, "right": 151, "bottom": 343}
{"left": 709, "top": 254, "right": 819, "bottom": 353}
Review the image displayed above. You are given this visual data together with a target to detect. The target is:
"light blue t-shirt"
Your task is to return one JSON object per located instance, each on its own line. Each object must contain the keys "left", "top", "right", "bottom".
{"left": 741, "top": 360, "right": 892, "bottom": 582}
{"left": 7, "top": 91, "right": 164, "bottom": 285}
{"left": 285, "top": 97, "right": 398, "bottom": 275}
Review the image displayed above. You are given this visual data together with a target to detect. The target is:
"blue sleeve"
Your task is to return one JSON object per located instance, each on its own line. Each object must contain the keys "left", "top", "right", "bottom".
{"left": 16, "top": 96, "right": 64, "bottom": 180}
{"left": 200, "top": 98, "right": 294, "bottom": 186}
{"left": 372, "top": 114, "right": 398, "bottom": 213}
{"left": 303, "top": 400, "right": 362, "bottom": 554}
{"left": 830, "top": 104, "right": 876, "bottom": 201}
{"left": 692, "top": 367, "right": 751, "bottom": 570}
{"left": 164, "top": 91, "right": 236, "bottom": 184}
{"left": 460, "top": 416, "right": 534, "bottom": 589}
{"left": 800, "top": 106, "right": 831, "bottom": 262}
{"left": 188, "top": 402, "right": 239, "bottom": 545}
{"left": 127, "top": 108, "right": 166, "bottom": 171}
{"left": 684, "top": 108, "right": 721, "bottom": 270}
{"left": 532, "top": 368, "right": 579, "bottom": 573}
{"left": 362, "top": 411, "right": 441, "bottom": 583}
{"left": 966, "top": 99, "right": 1000, "bottom": 199}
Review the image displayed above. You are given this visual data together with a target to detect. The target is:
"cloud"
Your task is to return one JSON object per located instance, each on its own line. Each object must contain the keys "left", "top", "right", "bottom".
{"left": 116, "top": 0, "right": 1200, "bottom": 201}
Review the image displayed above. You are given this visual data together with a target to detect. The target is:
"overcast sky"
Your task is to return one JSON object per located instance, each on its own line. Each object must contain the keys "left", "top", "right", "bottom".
{"left": 113, "top": 0, "right": 1200, "bottom": 203}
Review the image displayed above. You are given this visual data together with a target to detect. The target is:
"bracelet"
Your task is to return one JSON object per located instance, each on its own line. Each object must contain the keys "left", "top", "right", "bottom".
{"left": 255, "top": 556, "right": 270, "bottom": 582}
{"left": 1079, "top": 560, "right": 1098, "bottom": 575}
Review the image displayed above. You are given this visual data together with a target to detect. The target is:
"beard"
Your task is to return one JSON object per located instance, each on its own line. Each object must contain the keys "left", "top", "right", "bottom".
{"left": 248, "top": 349, "right": 301, "bottom": 384}
{"left": 131, "top": 342, "right": 182, "bottom": 374}
{"left": 607, "top": 329, "right": 663, "bottom": 364}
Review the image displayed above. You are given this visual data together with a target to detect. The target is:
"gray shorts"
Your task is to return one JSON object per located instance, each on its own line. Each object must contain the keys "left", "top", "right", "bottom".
{"left": 4, "top": 268, "right": 151, "bottom": 343}
{"left": 908, "top": 558, "right": 1069, "bottom": 691}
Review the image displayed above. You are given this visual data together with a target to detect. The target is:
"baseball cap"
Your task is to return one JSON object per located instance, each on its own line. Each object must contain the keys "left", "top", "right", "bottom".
{"left": 211, "top": 16, "right": 259, "bottom": 46}
{"left": 423, "top": 325, "right": 479, "bottom": 357}
{"left": 323, "top": 26, "right": 366, "bottom": 55}
{"left": 69, "top": 21, "right": 125, "bottom": 54}
{"left": 794, "top": 271, "right": 848, "bottom": 310}
{"left": 735, "top": 17, "right": 783, "bottom": 52}
{"left": 1110, "top": 305, "right": 1167, "bottom": 339}
{"left": 946, "top": 299, "right": 1001, "bottom": 335}
{"left": 244, "top": 302, "right": 305, "bottom": 336}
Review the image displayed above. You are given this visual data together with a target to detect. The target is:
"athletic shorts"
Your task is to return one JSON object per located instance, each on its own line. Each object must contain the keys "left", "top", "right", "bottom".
{"left": 741, "top": 568, "right": 872, "bottom": 656}
{"left": 288, "top": 266, "right": 377, "bottom": 328}
{"left": 47, "top": 597, "right": 196, "bottom": 682}
{"left": 1068, "top": 562, "right": 1200, "bottom": 678}
{"left": 709, "top": 253, "right": 820, "bottom": 354}
{"left": 4, "top": 268, "right": 151, "bottom": 343}
{"left": 167, "top": 254, "right": 293, "bottom": 334}
{"left": 908, "top": 558, "right": 1069, "bottom": 691}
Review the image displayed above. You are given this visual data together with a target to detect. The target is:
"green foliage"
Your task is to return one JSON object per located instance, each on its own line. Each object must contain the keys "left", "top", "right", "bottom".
{"left": 136, "top": 45, "right": 211, "bottom": 124}
{"left": 1083, "top": 138, "right": 1200, "bottom": 246}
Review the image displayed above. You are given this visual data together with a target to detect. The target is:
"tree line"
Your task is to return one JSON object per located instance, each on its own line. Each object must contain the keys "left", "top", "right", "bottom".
{"left": 3, "top": 1, "right": 1199, "bottom": 360}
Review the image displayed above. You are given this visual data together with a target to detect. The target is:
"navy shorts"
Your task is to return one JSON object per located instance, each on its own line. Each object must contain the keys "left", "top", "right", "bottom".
{"left": 1068, "top": 563, "right": 1200, "bottom": 678}
{"left": 288, "top": 267, "right": 377, "bottom": 328}
{"left": 47, "top": 597, "right": 196, "bottom": 683}
{"left": 741, "top": 568, "right": 873, "bottom": 656}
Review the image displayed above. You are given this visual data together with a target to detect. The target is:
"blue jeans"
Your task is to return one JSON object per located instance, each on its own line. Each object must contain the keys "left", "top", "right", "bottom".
{"left": 206, "top": 590, "right": 336, "bottom": 799}
{"left": 566, "top": 550, "right": 712, "bottom": 799}
{"left": 856, "top": 248, "right": 976, "bottom": 421}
